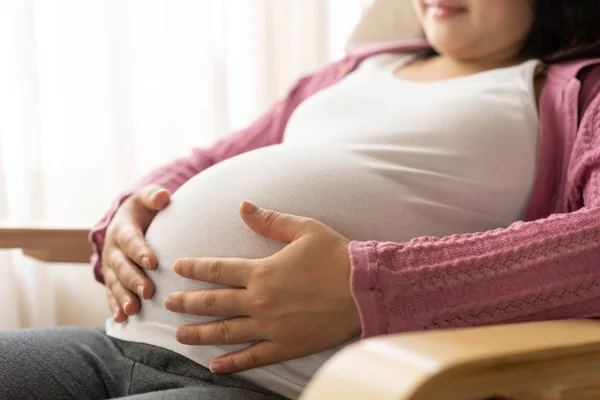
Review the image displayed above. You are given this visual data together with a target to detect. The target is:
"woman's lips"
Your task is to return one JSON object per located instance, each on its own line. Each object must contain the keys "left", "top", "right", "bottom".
{"left": 425, "top": 1, "right": 467, "bottom": 19}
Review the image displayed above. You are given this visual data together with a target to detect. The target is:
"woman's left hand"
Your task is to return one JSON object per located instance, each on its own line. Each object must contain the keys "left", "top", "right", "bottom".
{"left": 164, "top": 201, "right": 362, "bottom": 374}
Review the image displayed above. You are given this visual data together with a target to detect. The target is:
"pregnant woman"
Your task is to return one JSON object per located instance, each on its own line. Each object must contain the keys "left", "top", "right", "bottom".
{"left": 3, "top": 1, "right": 600, "bottom": 399}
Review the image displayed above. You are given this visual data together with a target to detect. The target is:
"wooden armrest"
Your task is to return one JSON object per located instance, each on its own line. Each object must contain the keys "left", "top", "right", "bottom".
{"left": 0, "top": 226, "right": 93, "bottom": 263}
{"left": 301, "top": 319, "right": 600, "bottom": 400}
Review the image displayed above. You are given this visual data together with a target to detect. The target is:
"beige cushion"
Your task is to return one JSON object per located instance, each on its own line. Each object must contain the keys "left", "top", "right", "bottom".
{"left": 347, "top": 0, "right": 424, "bottom": 50}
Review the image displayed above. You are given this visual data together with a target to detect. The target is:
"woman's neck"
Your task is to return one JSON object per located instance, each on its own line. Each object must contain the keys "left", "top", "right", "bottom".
{"left": 434, "top": 54, "right": 523, "bottom": 75}
{"left": 396, "top": 51, "right": 525, "bottom": 82}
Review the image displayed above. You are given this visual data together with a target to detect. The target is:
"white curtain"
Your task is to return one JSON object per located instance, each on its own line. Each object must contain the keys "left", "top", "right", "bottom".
{"left": 0, "top": 0, "right": 371, "bottom": 330}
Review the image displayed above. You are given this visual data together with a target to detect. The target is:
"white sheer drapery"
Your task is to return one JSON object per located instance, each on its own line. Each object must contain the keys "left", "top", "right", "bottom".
{"left": 0, "top": 0, "right": 371, "bottom": 329}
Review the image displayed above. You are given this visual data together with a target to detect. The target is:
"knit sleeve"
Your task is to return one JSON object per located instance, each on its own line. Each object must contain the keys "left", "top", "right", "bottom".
{"left": 349, "top": 96, "right": 600, "bottom": 339}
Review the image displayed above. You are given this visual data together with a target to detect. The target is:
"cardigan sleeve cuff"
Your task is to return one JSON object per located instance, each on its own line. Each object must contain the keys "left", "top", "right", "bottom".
{"left": 348, "top": 240, "right": 385, "bottom": 339}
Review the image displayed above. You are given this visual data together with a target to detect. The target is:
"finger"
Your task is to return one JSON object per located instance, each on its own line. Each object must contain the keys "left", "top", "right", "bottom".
{"left": 106, "top": 289, "right": 127, "bottom": 323}
{"left": 239, "top": 201, "right": 312, "bottom": 244}
{"left": 175, "top": 317, "right": 260, "bottom": 346}
{"left": 174, "top": 257, "right": 253, "bottom": 287}
{"left": 165, "top": 289, "right": 250, "bottom": 317}
{"left": 109, "top": 249, "right": 155, "bottom": 300}
{"left": 115, "top": 226, "right": 157, "bottom": 272}
{"left": 136, "top": 185, "right": 171, "bottom": 211}
{"left": 103, "top": 268, "right": 129, "bottom": 321}
{"left": 105, "top": 256, "right": 141, "bottom": 316}
{"left": 105, "top": 264, "right": 140, "bottom": 317}
{"left": 209, "top": 341, "right": 283, "bottom": 374}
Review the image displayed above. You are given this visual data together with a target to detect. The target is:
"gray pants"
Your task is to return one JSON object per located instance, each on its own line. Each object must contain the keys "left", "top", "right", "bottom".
{"left": 0, "top": 327, "right": 288, "bottom": 400}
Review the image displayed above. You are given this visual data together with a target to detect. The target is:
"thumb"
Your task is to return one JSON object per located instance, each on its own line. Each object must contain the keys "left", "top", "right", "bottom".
{"left": 239, "top": 201, "right": 306, "bottom": 244}
{"left": 138, "top": 185, "right": 171, "bottom": 211}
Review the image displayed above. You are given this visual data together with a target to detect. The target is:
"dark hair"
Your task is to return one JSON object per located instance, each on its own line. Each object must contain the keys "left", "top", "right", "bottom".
{"left": 520, "top": 1, "right": 600, "bottom": 63}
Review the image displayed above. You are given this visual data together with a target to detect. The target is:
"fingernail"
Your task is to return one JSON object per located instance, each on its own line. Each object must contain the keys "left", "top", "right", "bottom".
{"left": 137, "top": 285, "right": 145, "bottom": 299}
{"left": 141, "top": 256, "right": 151, "bottom": 270}
{"left": 242, "top": 201, "right": 259, "bottom": 215}
{"left": 165, "top": 296, "right": 177, "bottom": 311}
{"left": 176, "top": 327, "right": 190, "bottom": 342}
{"left": 173, "top": 261, "right": 181, "bottom": 274}
{"left": 123, "top": 301, "right": 133, "bottom": 316}
{"left": 149, "top": 188, "right": 161, "bottom": 200}
{"left": 210, "top": 362, "right": 225, "bottom": 374}
{"left": 151, "top": 189, "right": 169, "bottom": 206}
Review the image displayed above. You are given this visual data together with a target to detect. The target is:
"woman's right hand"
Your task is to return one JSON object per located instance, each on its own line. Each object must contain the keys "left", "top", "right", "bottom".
{"left": 102, "top": 185, "right": 171, "bottom": 322}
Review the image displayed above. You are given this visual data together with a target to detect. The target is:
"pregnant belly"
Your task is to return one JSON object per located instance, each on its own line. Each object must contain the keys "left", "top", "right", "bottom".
{"left": 143, "top": 145, "right": 436, "bottom": 324}
{"left": 118, "top": 144, "right": 479, "bottom": 396}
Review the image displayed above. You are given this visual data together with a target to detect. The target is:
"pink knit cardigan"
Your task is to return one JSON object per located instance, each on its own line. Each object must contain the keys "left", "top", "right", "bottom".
{"left": 90, "top": 41, "right": 600, "bottom": 339}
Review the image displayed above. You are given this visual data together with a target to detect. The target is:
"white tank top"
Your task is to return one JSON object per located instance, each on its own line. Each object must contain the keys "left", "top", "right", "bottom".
{"left": 106, "top": 54, "right": 541, "bottom": 399}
